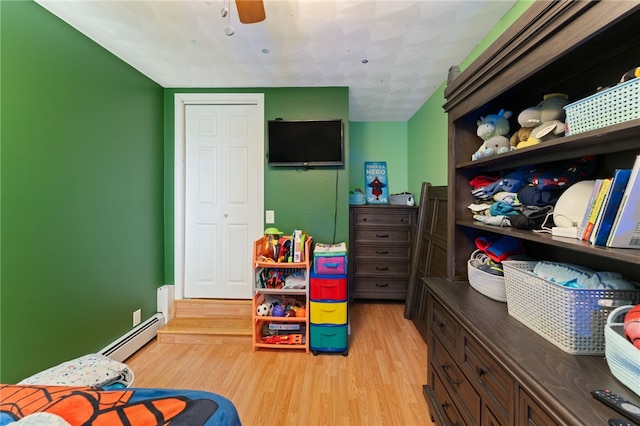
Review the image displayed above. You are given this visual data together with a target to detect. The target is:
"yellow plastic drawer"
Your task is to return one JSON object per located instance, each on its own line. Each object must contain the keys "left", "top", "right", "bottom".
{"left": 310, "top": 300, "right": 347, "bottom": 324}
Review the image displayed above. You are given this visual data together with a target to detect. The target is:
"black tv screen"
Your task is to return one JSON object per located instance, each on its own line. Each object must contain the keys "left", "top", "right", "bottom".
{"left": 267, "top": 119, "right": 344, "bottom": 167}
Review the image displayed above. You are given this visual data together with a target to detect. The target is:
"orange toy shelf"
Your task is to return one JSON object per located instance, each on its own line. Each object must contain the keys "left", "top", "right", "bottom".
{"left": 251, "top": 235, "right": 312, "bottom": 353}
{"left": 252, "top": 293, "right": 309, "bottom": 353}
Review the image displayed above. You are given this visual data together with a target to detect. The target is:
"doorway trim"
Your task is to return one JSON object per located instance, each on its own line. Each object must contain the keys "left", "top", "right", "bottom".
{"left": 174, "top": 93, "right": 265, "bottom": 300}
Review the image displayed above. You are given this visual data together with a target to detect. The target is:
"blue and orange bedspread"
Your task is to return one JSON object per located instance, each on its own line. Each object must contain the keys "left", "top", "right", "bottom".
{"left": 0, "top": 384, "right": 242, "bottom": 425}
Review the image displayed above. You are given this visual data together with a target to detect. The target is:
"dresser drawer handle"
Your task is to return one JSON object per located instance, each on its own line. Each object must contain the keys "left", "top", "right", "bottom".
{"left": 442, "top": 363, "right": 458, "bottom": 385}
{"left": 375, "top": 283, "right": 389, "bottom": 287}
{"left": 376, "top": 250, "right": 389, "bottom": 254}
{"left": 477, "top": 367, "right": 488, "bottom": 376}
{"left": 375, "top": 233, "right": 389, "bottom": 238}
{"left": 375, "top": 266, "right": 389, "bottom": 271}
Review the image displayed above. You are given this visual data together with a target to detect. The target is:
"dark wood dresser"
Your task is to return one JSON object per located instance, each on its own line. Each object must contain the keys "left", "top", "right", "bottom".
{"left": 424, "top": 278, "right": 639, "bottom": 425}
{"left": 348, "top": 205, "right": 417, "bottom": 302}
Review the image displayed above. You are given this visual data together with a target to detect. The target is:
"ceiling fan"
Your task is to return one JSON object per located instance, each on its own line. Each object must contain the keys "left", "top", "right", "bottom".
{"left": 235, "top": 0, "right": 266, "bottom": 24}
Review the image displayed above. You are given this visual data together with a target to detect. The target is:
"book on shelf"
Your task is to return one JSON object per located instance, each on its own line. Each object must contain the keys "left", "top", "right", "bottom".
{"left": 581, "top": 178, "right": 611, "bottom": 241}
{"left": 607, "top": 154, "right": 640, "bottom": 248}
{"left": 589, "top": 177, "right": 615, "bottom": 244}
{"left": 292, "top": 230, "right": 306, "bottom": 262}
{"left": 577, "top": 179, "right": 603, "bottom": 239}
{"left": 592, "top": 169, "right": 632, "bottom": 246}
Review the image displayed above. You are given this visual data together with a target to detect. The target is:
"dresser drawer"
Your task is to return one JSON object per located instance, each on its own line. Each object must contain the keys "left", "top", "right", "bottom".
{"left": 354, "top": 244, "right": 410, "bottom": 260}
{"left": 354, "top": 260, "right": 409, "bottom": 276}
{"left": 519, "top": 389, "right": 557, "bottom": 426}
{"left": 431, "top": 301, "right": 458, "bottom": 353}
{"left": 352, "top": 278, "right": 407, "bottom": 294}
{"left": 310, "top": 324, "right": 348, "bottom": 352}
{"left": 429, "top": 367, "right": 467, "bottom": 426}
{"left": 431, "top": 336, "right": 481, "bottom": 424}
{"left": 353, "top": 228, "right": 411, "bottom": 244}
{"left": 310, "top": 273, "right": 347, "bottom": 301}
{"left": 462, "top": 331, "right": 514, "bottom": 424}
{"left": 353, "top": 210, "right": 414, "bottom": 227}
{"left": 310, "top": 300, "right": 348, "bottom": 324}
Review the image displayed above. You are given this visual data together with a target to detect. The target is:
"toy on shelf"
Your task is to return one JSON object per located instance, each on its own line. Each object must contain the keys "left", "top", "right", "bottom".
{"left": 472, "top": 109, "right": 512, "bottom": 161}
{"left": 256, "top": 303, "right": 270, "bottom": 316}
{"left": 624, "top": 304, "right": 640, "bottom": 349}
{"left": 516, "top": 93, "right": 569, "bottom": 149}
{"left": 509, "top": 107, "right": 539, "bottom": 149}
{"left": 258, "top": 227, "right": 283, "bottom": 261}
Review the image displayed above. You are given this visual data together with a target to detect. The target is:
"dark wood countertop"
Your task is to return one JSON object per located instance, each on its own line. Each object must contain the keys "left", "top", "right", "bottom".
{"left": 424, "top": 277, "right": 640, "bottom": 425}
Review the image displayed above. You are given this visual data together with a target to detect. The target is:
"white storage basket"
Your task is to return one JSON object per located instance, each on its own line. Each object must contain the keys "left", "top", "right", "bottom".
{"left": 605, "top": 305, "right": 640, "bottom": 398}
{"left": 467, "top": 250, "right": 506, "bottom": 302}
{"left": 502, "top": 260, "right": 640, "bottom": 355}
{"left": 564, "top": 78, "right": 640, "bottom": 136}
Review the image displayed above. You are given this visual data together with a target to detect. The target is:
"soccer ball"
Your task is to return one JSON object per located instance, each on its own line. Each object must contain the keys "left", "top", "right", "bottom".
{"left": 256, "top": 303, "right": 270, "bottom": 316}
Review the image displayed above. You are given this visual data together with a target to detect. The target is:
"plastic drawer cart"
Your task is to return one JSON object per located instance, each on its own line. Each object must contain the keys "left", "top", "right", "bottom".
{"left": 309, "top": 272, "right": 349, "bottom": 356}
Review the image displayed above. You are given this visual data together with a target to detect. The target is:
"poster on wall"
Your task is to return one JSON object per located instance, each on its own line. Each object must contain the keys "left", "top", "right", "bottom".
{"left": 364, "top": 161, "right": 389, "bottom": 204}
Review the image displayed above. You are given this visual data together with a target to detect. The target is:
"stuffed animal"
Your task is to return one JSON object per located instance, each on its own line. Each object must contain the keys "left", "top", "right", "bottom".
{"left": 472, "top": 109, "right": 513, "bottom": 161}
{"left": 509, "top": 107, "right": 540, "bottom": 148}
{"left": 517, "top": 93, "right": 569, "bottom": 148}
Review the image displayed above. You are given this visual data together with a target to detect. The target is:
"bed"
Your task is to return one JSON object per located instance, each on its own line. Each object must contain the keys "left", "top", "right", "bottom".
{"left": 0, "top": 384, "right": 242, "bottom": 425}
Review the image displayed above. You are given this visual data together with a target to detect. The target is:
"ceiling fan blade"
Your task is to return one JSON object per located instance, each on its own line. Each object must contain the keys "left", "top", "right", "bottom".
{"left": 235, "top": 0, "right": 266, "bottom": 24}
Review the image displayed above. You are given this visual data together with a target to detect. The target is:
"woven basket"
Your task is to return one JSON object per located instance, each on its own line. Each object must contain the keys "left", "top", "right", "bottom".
{"left": 502, "top": 260, "right": 640, "bottom": 355}
{"left": 564, "top": 78, "right": 640, "bottom": 136}
{"left": 605, "top": 305, "right": 640, "bottom": 397}
{"left": 467, "top": 250, "right": 506, "bottom": 302}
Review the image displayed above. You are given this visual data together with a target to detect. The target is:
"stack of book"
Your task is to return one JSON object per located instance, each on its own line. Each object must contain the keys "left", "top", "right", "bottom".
{"left": 577, "top": 154, "right": 640, "bottom": 248}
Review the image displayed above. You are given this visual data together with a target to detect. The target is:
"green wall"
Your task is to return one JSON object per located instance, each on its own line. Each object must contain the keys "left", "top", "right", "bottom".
{"left": 406, "top": 0, "right": 534, "bottom": 202}
{"left": 349, "top": 122, "right": 408, "bottom": 194}
{"left": 162, "top": 87, "right": 349, "bottom": 283}
{"left": 1, "top": 0, "right": 165, "bottom": 383}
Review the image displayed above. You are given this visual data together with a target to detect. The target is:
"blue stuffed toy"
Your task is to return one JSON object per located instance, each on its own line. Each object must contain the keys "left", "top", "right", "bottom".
{"left": 472, "top": 109, "right": 513, "bottom": 161}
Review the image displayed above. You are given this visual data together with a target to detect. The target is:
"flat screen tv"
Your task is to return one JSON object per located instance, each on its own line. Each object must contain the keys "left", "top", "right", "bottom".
{"left": 267, "top": 119, "right": 344, "bottom": 167}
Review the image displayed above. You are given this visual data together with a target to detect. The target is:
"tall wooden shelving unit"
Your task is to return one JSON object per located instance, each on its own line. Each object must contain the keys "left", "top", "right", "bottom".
{"left": 444, "top": 2, "right": 640, "bottom": 282}
{"left": 423, "top": 2, "right": 640, "bottom": 425}
{"left": 252, "top": 237, "right": 312, "bottom": 353}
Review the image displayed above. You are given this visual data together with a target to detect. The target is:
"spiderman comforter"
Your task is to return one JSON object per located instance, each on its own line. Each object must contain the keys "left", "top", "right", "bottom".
{"left": 0, "top": 384, "right": 242, "bottom": 425}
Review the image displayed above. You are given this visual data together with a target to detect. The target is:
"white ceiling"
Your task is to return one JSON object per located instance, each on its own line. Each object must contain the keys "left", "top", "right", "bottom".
{"left": 35, "top": 0, "right": 518, "bottom": 121}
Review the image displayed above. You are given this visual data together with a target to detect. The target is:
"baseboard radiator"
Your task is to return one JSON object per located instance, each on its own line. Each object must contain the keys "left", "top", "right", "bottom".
{"left": 99, "top": 313, "right": 164, "bottom": 362}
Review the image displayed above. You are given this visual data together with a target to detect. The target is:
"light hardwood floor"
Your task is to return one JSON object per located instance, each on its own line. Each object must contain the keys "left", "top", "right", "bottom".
{"left": 126, "top": 301, "right": 433, "bottom": 426}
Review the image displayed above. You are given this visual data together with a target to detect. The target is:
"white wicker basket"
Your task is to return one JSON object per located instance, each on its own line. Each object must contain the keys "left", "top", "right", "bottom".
{"left": 502, "top": 260, "right": 640, "bottom": 355}
{"left": 467, "top": 250, "right": 506, "bottom": 302}
{"left": 564, "top": 78, "right": 640, "bottom": 136}
{"left": 605, "top": 305, "right": 640, "bottom": 398}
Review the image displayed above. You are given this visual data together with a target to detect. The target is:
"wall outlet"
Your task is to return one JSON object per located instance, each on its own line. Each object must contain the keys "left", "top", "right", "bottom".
{"left": 265, "top": 210, "right": 275, "bottom": 224}
{"left": 133, "top": 309, "right": 141, "bottom": 327}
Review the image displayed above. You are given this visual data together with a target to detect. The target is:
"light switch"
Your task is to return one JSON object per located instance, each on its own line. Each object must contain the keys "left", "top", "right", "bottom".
{"left": 266, "top": 210, "right": 275, "bottom": 224}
